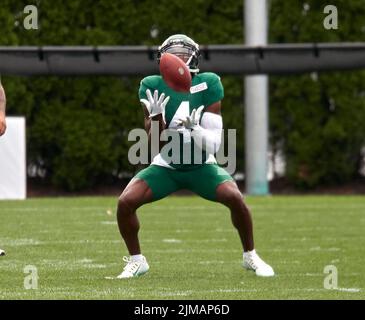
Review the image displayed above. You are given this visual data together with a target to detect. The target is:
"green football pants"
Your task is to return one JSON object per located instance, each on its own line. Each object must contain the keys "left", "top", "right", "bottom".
{"left": 135, "top": 164, "right": 234, "bottom": 201}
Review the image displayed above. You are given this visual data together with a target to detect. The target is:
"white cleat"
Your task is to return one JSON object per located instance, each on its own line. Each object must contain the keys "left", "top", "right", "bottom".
{"left": 243, "top": 250, "right": 275, "bottom": 277}
{"left": 117, "top": 255, "right": 149, "bottom": 279}
{"left": 0, "top": 249, "right": 5, "bottom": 256}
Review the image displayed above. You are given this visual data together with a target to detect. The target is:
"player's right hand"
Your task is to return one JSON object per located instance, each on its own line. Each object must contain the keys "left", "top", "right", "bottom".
{"left": 140, "top": 89, "right": 170, "bottom": 119}
{"left": 178, "top": 105, "right": 204, "bottom": 130}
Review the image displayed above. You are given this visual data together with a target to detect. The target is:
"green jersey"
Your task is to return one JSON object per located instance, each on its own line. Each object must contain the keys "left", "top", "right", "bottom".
{"left": 138, "top": 72, "right": 224, "bottom": 170}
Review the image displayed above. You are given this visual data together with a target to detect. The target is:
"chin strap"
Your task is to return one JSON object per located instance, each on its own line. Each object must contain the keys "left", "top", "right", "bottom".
{"left": 185, "top": 52, "right": 199, "bottom": 73}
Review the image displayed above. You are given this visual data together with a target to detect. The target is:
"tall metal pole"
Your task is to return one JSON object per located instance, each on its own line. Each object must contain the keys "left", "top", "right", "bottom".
{"left": 244, "top": 0, "right": 269, "bottom": 195}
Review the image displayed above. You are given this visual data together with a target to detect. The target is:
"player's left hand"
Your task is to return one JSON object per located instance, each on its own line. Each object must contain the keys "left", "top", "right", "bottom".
{"left": 178, "top": 105, "right": 204, "bottom": 130}
{"left": 0, "top": 115, "right": 6, "bottom": 136}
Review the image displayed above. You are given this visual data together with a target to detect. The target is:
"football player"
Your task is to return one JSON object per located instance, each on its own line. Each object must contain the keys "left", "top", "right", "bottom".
{"left": 0, "top": 81, "right": 6, "bottom": 257}
{"left": 116, "top": 35, "right": 274, "bottom": 278}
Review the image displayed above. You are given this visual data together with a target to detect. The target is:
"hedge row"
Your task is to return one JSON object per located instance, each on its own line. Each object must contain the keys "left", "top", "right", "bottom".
{"left": 1, "top": 0, "right": 364, "bottom": 190}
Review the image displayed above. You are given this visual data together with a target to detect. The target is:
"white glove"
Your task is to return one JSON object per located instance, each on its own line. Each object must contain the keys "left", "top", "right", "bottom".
{"left": 178, "top": 105, "right": 204, "bottom": 130}
{"left": 179, "top": 106, "right": 223, "bottom": 154}
{"left": 140, "top": 89, "right": 170, "bottom": 119}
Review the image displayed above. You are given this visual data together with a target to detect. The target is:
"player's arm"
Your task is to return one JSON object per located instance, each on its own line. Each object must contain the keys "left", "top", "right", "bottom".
{"left": 140, "top": 89, "right": 170, "bottom": 152}
{"left": 204, "top": 101, "right": 221, "bottom": 115}
{"left": 179, "top": 72, "right": 224, "bottom": 154}
{"left": 196, "top": 101, "right": 223, "bottom": 154}
{"left": 180, "top": 101, "right": 223, "bottom": 154}
{"left": 0, "top": 83, "right": 6, "bottom": 136}
{"left": 142, "top": 103, "right": 165, "bottom": 148}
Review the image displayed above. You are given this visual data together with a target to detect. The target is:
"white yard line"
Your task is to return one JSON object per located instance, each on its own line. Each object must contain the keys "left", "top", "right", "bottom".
{"left": 101, "top": 221, "right": 117, "bottom": 225}
{"left": 150, "top": 287, "right": 362, "bottom": 297}
{"left": 0, "top": 238, "right": 43, "bottom": 246}
{"left": 162, "top": 239, "right": 182, "bottom": 243}
{"left": 0, "top": 206, "right": 111, "bottom": 212}
{"left": 198, "top": 260, "right": 227, "bottom": 265}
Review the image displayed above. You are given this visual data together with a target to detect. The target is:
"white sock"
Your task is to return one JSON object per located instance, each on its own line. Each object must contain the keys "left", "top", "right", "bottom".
{"left": 131, "top": 254, "right": 144, "bottom": 262}
{"left": 243, "top": 249, "right": 256, "bottom": 258}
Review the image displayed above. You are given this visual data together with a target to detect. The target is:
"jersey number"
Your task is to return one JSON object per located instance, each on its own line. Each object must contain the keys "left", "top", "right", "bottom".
{"left": 169, "top": 101, "right": 191, "bottom": 143}
{"left": 169, "top": 101, "right": 190, "bottom": 128}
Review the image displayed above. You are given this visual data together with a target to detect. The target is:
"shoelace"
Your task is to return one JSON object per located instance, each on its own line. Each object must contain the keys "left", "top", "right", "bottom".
{"left": 246, "top": 254, "right": 266, "bottom": 270}
{"left": 122, "top": 256, "right": 141, "bottom": 274}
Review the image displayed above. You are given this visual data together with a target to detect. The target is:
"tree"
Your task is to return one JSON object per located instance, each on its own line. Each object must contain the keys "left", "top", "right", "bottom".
{"left": 269, "top": 0, "right": 365, "bottom": 187}
{"left": 1, "top": 0, "right": 364, "bottom": 190}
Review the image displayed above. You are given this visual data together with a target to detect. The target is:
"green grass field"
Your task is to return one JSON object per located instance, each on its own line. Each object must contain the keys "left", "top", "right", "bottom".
{"left": 0, "top": 195, "right": 364, "bottom": 300}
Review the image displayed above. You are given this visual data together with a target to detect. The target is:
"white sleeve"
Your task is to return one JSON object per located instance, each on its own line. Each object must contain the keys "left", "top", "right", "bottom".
{"left": 191, "top": 112, "right": 223, "bottom": 154}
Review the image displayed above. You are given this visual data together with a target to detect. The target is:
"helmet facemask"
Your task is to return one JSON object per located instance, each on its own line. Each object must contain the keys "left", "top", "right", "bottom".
{"left": 157, "top": 35, "right": 200, "bottom": 74}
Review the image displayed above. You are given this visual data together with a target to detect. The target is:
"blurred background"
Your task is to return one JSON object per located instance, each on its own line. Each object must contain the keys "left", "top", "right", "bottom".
{"left": 1, "top": 0, "right": 365, "bottom": 195}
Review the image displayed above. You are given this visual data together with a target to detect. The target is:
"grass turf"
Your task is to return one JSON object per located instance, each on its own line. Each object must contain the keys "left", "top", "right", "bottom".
{"left": 0, "top": 195, "right": 364, "bottom": 300}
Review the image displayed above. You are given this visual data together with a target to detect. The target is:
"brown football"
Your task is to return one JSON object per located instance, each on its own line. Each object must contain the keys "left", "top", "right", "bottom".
{"left": 159, "top": 53, "right": 192, "bottom": 93}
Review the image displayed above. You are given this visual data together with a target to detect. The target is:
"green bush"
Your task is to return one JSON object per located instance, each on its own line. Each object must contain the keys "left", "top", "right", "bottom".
{"left": 270, "top": 0, "right": 365, "bottom": 188}
{"left": 1, "top": 0, "right": 365, "bottom": 190}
